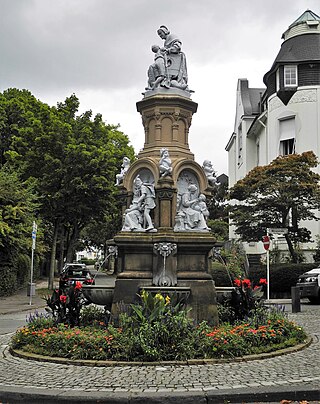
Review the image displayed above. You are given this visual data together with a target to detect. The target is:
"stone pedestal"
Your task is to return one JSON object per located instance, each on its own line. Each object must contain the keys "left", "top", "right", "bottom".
{"left": 111, "top": 91, "right": 218, "bottom": 325}
{"left": 111, "top": 231, "right": 218, "bottom": 325}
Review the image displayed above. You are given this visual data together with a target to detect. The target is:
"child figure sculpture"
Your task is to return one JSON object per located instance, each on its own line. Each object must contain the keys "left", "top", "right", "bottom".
{"left": 159, "top": 148, "right": 172, "bottom": 177}
{"left": 115, "top": 157, "right": 130, "bottom": 186}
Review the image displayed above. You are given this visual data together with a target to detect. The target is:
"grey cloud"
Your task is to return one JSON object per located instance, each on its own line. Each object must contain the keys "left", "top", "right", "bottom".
{"left": 0, "top": 0, "right": 317, "bottom": 94}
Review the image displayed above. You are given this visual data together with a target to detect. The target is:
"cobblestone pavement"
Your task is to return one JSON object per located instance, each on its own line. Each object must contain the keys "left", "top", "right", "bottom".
{"left": 0, "top": 306, "right": 319, "bottom": 403}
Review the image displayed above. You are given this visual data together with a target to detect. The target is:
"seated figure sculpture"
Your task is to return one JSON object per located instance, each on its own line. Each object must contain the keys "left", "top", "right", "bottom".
{"left": 159, "top": 148, "right": 172, "bottom": 177}
{"left": 146, "top": 25, "right": 189, "bottom": 91}
{"left": 115, "top": 157, "right": 130, "bottom": 186}
{"left": 121, "top": 186, "right": 143, "bottom": 231}
{"left": 174, "top": 184, "right": 209, "bottom": 231}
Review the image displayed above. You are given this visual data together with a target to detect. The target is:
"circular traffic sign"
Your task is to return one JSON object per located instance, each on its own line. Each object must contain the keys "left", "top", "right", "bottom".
{"left": 262, "top": 235, "right": 270, "bottom": 250}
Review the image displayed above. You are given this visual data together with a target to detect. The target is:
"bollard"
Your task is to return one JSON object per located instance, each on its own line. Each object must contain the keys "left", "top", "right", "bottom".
{"left": 27, "top": 282, "right": 36, "bottom": 297}
{"left": 291, "top": 286, "right": 301, "bottom": 313}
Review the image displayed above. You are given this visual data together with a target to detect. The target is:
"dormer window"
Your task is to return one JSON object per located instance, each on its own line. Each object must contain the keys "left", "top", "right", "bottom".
{"left": 284, "top": 65, "right": 298, "bottom": 87}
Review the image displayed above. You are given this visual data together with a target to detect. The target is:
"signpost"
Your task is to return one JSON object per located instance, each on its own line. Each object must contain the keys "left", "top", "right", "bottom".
{"left": 29, "top": 221, "right": 37, "bottom": 306}
{"left": 268, "top": 228, "right": 288, "bottom": 235}
{"left": 264, "top": 227, "right": 288, "bottom": 301}
{"left": 263, "top": 234, "right": 271, "bottom": 301}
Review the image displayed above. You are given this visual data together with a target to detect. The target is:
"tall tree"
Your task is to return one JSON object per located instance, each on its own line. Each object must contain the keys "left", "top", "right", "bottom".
{"left": 229, "top": 151, "right": 320, "bottom": 263}
{"left": 1, "top": 89, "right": 134, "bottom": 288}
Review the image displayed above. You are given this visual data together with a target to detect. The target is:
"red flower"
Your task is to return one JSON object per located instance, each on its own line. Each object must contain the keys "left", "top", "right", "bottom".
{"left": 59, "top": 295, "right": 67, "bottom": 304}
{"left": 259, "top": 278, "right": 267, "bottom": 285}
{"left": 74, "top": 281, "right": 82, "bottom": 290}
{"left": 242, "top": 279, "right": 251, "bottom": 288}
{"left": 234, "top": 279, "right": 241, "bottom": 287}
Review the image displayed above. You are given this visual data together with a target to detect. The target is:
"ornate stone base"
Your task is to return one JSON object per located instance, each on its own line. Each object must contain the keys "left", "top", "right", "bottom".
{"left": 111, "top": 231, "right": 218, "bottom": 325}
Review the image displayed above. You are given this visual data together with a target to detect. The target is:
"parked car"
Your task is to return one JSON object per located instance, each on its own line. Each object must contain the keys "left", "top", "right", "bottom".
{"left": 59, "top": 263, "right": 95, "bottom": 290}
{"left": 296, "top": 268, "right": 320, "bottom": 303}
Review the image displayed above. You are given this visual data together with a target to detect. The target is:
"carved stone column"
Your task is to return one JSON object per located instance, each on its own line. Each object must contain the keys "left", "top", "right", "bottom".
{"left": 156, "top": 177, "right": 175, "bottom": 229}
{"left": 136, "top": 94, "right": 198, "bottom": 160}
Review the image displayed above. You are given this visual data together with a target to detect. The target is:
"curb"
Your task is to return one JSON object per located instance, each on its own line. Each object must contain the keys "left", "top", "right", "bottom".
{"left": 0, "top": 384, "right": 320, "bottom": 403}
{"left": 0, "top": 303, "right": 46, "bottom": 316}
{"left": 10, "top": 335, "right": 312, "bottom": 367}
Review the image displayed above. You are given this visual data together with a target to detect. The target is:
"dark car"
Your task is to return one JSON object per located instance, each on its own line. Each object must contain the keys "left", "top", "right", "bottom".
{"left": 59, "top": 263, "right": 95, "bottom": 290}
{"left": 296, "top": 268, "right": 320, "bottom": 303}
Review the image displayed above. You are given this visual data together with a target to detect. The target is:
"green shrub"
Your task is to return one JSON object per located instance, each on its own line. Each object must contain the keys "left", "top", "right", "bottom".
{"left": 80, "top": 259, "right": 95, "bottom": 265}
{"left": 0, "top": 264, "right": 17, "bottom": 296}
{"left": 81, "top": 305, "right": 107, "bottom": 328}
{"left": 209, "top": 262, "right": 233, "bottom": 286}
{"left": 0, "top": 253, "right": 40, "bottom": 297}
{"left": 16, "top": 254, "right": 31, "bottom": 286}
{"left": 207, "top": 219, "right": 229, "bottom": 241}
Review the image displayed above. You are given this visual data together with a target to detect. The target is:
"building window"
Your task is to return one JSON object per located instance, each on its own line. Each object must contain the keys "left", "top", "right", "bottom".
{"left": 280, "top": 138, "right": 295, "bottom": 155}
{"left": 284, "top": 65, "right": 298, "bottom": 87}
{"left": 279, "top": 117, "right": 295, "bottom": 155}
{"left": 237, "top": 123, "right": 242, "bottom": 165}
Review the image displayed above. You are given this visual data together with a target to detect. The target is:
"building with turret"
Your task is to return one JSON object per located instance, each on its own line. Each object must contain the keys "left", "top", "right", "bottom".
{"left": 226, "top": 10, "right": 320, "bottom": 260}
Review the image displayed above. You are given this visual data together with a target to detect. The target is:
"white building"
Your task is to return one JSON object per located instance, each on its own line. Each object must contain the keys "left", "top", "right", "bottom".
{"left": 226, "top": 10, "right": 320, "bottom": 260}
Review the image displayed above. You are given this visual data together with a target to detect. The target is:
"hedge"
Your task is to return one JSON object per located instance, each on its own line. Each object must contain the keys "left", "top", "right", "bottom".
{"left": 249, "top": 263, "right": 318, "bottom": 295}
{"left": 79, "top": 258, "right": 96, "bottom": 265}
{"left": 0, "top": 254, "right": 35, "bottom": 297}
{"left": 209, "top": 261, "right": 319, "bottom": 295}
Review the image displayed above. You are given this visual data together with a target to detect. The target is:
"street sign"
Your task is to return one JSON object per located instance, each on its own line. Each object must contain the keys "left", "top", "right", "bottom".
{"left": 262, "top": 235, "right": 270, "bottom": 250}
{"left": 31, "top": 221, "right": 37, "bottom": 250}
{"left": 267, "top": 228, "right": 288, "bottom": 235}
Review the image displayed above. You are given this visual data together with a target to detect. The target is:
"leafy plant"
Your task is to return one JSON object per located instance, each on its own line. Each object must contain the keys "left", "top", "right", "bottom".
{"left": 44, "top": 282, "right": 85, "bottom": 327}
{"left": 107, "top": 290, "right": 201, "bottom": 361}
{"left": 218, "top": 278, "right": 267, "bottom": 323}
{"left": 81, "top": 305, "right": 108, "bottom": 328}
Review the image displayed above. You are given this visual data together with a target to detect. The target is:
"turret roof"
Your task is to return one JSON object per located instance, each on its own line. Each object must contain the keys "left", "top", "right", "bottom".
{"left": 264, "top": 10, "right": 320, "bottom": 85}
{"left": 288, "top": 9, "right": 320, "bottom": 29}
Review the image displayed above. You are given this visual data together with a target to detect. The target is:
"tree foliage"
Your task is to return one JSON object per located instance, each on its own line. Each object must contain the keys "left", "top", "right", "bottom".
{"left": 0, "top": 88, "right": 134, "bottom": 288}
{"left": 207, "top": 179, "right": 229, "bottom": 241}
{"left": 229, "top": 151, "right": 320, "bottom": 262}
{"left": 0, "top": 167, "right": 38, "bottom": 258}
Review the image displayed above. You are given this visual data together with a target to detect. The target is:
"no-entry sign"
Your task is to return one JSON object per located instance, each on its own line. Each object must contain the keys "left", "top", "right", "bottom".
{"left": 262, "top": 235, "right": 270, "bottom": 250}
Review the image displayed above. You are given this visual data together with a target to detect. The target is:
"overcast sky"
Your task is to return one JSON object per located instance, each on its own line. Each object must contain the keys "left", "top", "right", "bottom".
{"left": 0, "top": 0, "right": 319, "bottom": 175}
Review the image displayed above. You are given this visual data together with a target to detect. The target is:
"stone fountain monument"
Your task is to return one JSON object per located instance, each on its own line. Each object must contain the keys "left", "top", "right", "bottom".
{"left": 111, "top": 25, "right": 218, "bottom": 325}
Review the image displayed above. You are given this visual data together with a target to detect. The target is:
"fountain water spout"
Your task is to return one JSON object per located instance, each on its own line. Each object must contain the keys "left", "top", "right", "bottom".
{"left": 153, "top": 242, "right": 177, "bottom": 286}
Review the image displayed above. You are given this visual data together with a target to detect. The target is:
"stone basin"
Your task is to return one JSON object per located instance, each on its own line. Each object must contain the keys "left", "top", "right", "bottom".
{"left": 82, "top": 285, "right": 114, "bottom": 309}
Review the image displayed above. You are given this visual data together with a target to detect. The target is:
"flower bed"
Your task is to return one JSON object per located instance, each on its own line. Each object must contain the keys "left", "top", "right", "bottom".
{"left": 11, "top": 289, "right": 307, "bottom": 362}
